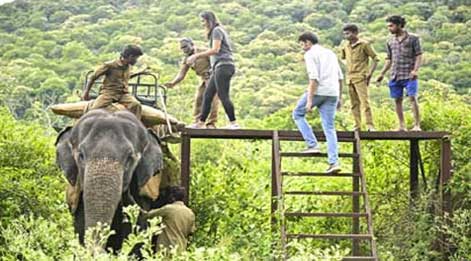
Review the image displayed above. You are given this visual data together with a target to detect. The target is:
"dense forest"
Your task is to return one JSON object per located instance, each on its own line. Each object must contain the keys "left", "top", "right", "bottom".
{"left": 0, "top": 0, "right": 469, "bottom": 260}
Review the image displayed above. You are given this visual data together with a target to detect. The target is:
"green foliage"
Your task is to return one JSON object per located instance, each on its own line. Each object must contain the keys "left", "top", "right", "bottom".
{"left": 439, "top": 209, "right": 471, "bottom": 261}
{"left": 0, "top": 108, "right": 64, "bottom": 221}
{"left": 0, "top": 0, "right": 470, "bottom": 260}
{"left": 0, "top": 0, "right": 469, "bottom": 123}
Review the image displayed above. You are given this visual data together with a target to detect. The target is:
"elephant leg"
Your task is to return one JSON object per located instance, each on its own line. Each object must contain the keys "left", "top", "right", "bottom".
{"left": 74, "top": 195, "right": 85, "bottom": 245}
{"left": 106, "top": 203, "right": 131, "bottom": 253}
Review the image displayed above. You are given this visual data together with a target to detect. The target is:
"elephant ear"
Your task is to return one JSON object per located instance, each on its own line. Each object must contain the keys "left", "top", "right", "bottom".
{"left": 55, "top": 126, "right": 78, "bottom": 185}
{"left": 134, "top": 129, "right": 164, "bottom": 189}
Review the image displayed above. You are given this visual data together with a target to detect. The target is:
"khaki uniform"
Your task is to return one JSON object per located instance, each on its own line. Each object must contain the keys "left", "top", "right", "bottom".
{"left": 340, "top": 40, "right": 379, "bottom": 129}
{"left": 147, "top": 201, "right": 195, "bottom": 252}
{"left": 89, "top": 59, "right": 142, "bottom": 120}
{"left": 183, "top": 47, "right": 219, "bottom": 126}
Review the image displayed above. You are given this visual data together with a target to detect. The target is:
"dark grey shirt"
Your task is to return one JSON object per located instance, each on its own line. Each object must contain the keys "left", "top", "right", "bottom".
{"left": 210, "top": 26, "right": 233, "bottom": 68}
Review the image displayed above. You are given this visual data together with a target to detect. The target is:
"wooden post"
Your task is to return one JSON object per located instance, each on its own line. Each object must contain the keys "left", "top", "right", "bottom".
{"left": 271, "top": 131, "right": 283, "bottom": 254}
{"left": 181, "top": 130, "right": 191, "bottom": 205}
{"left": 440, "top": 137, "right": 452, "bottom": 215}
{"left": 440, "top": 136, "right": 453, "bottom": 257}
{"left": 352, "top": 135, "right": 361, "bottom": 256}
{"left": 410, "top": 140, "right": 420, "bottom": 202}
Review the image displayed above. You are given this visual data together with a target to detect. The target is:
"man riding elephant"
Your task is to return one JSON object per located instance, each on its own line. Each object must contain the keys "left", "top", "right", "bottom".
{"left": 82, "top": 44, "right": 144, "bottom": 120}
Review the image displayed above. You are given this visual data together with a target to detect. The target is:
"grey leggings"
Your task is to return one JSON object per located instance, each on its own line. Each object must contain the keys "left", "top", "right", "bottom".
{"left": 200, "top": 64, "right": 236, "bottom": 122}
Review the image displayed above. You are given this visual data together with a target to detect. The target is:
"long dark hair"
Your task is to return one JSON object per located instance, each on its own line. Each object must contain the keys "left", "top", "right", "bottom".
{"left": 200, "top": 11, "right": 220, "bottom": 40}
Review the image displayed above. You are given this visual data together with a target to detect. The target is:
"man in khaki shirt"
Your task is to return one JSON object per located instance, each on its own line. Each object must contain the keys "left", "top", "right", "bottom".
{"left": 143, "top": 186, "right": 195, "bottom": 253}
{"left": 340, "top": 24, "right": 379, "bottom": 131}
{"left": 82, "top": 44, "right": 143, "bottom": 120}
{"left": 164, "top": 38, "right": 219, "bottom": 128}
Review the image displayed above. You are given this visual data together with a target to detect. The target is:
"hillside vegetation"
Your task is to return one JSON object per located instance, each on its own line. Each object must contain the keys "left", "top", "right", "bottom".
{"left": 0, "top": 0, "right": 469, "bottom": 260}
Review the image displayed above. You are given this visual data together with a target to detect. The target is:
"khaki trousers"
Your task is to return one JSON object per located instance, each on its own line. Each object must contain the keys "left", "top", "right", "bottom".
{"left": 348, "top": 79, "right": 374, "bottom": 129}
{"left": 92, "top": 92, "right": 142, "bottom": 120}
{"left": 194, "top": 80, "right": 219, "bottom": 126}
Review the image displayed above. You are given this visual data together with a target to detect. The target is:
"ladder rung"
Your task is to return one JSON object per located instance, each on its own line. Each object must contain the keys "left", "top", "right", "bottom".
{"left": 285, "top": 191, "right": 365, "bottom": 196}
{"left": 282, "top": 172, "right": 359, "bottom": 177}
{"left": 342, "top": 257, "right": 377, "bottom": 261}
{"left": 287, "top": 233, "right": 372, "bottom": 240}
{"left": 280, "top": 152, "right": 359, "bottom": 158}
{"left": 285, "top": 212, "right": 368, "bottom": 218}
{"left": 279, "top": 137, "right": 357, "bottom": 143}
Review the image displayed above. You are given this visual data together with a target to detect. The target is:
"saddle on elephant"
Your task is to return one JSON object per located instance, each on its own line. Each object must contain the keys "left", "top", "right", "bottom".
{"left": 50, "top": 100, "right": 184, "bottom": 128}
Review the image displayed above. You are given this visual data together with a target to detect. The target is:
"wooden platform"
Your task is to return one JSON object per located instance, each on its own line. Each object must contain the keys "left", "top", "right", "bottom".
{"left": 180, "top": 131, "right": 451, "bottom": 225}
{"left": 179, "top": 128, "right": 452, "bottom": 258}
{"left": 181, "top": 128, "right": 449, "bottom": 141}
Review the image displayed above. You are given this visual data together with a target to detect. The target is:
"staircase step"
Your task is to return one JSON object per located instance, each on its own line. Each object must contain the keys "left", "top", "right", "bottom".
{"left": 287, "top": 233, "right": 372, "bottom": 240}
{"left": 285, "top": 212, "right": 368, "bottom": 218}
{"left": 282, "top": 172, "right": 359, "bottom": 177}
{"left": 280, "top": 152, "right": 359, "bottom": 158}
{"left": 342, "top": 257, "right": 377, "bottom": 261}
{"left": 279, "top": 137, "right": 357, "bottom": 143}
{"left": 285, "top": 191, "right": 365, "bottom": 196}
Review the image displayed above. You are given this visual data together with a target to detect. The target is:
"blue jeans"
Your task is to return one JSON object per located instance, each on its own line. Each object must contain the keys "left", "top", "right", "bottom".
{"left": 292, "top": 93, "right": 339, "bottom": 165}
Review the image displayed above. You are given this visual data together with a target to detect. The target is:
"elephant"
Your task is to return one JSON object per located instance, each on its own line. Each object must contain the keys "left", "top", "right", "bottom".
{"left": 55, "top": 109, "right": 164, "bottom": 252}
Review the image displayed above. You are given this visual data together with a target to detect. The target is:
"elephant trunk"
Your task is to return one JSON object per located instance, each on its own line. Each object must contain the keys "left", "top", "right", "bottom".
{"left": 83, "top": 159, "right": 124, "bottom": 232}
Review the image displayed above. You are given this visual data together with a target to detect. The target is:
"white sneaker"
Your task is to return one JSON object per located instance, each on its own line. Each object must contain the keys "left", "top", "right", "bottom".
{"left": 367, "top": 125, "right": 376, "bottom": 132}
{"left": 326, "top": 164, "right": 341, "bottom": 174}
{"left": 223, "top": 123, "right": 240, "bottom": 129}
{"left": 301, "top": 147, "right": 321, "bottom": 153}
{"left": 187, "top": 122, "right": 205, "bottom": 129}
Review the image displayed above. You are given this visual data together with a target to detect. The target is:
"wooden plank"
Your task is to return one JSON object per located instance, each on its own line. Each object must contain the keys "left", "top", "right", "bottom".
{"left": 280, "top": 152, "right": 359, "bottom": 158}
{"left": 182, "top": 128, "right": 449, "bottom": 141}
{"left": 282, "top": 172, "right": 357, "bottom": 177}
{"left": 285, "top": 212, "right": 368, "bottom": 218}
{"left": 287, "top": 234, "right": 372, "bottom": 240}
{"left": 285, "top": 191, "right": 365, "bottom": 196}
{"left": 342, "top": 257, "right": 377, "bottom": 261}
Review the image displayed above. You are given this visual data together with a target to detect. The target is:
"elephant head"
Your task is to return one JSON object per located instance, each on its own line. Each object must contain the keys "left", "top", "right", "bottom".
{"left": 56, "top": 109, "right": 163, "bottom": 242}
